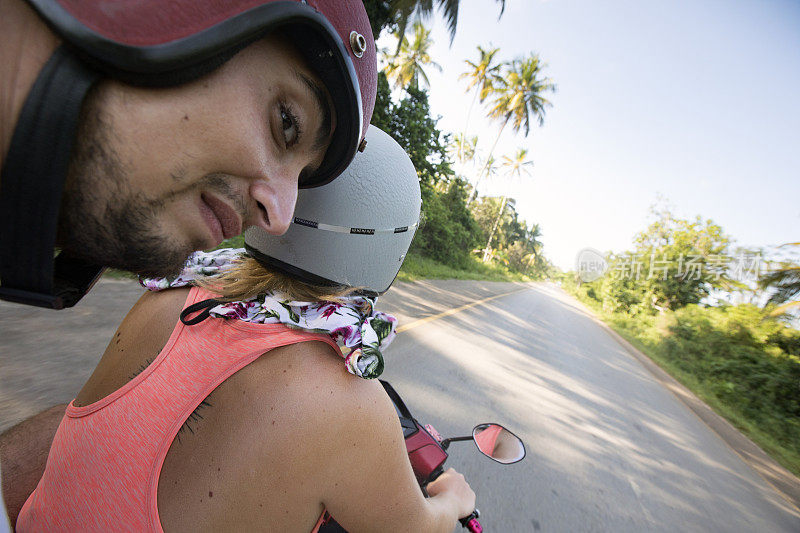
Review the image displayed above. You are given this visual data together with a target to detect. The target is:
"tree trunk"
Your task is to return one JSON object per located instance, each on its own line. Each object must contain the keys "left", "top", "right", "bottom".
{"left": 482, "top": 195, "right": 507, "bottom": 262}
{"left": 459, "top": 88, "right": 479, "bottom": 162}
{"left": 469, "top": 117, "right": 508, "bottom": 206}
{"left": 525, "top": 251, "right": 537, "bottom": 274}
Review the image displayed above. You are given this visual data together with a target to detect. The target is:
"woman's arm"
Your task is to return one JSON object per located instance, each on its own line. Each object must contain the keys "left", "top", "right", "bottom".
{"left": 304, "top": 357, "right": 475, "bottom": 532}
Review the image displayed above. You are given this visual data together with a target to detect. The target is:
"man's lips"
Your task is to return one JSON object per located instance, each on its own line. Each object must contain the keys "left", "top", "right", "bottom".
{"left": 200, "top": 193, "right": 242, "bottom": 244}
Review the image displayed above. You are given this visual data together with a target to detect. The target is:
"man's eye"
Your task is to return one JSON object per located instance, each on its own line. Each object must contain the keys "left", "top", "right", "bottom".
{"left": 280, "top": 106, "right": 300, "bottom": 148}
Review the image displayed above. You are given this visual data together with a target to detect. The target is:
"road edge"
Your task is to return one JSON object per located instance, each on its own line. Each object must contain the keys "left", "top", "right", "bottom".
{"left": 555, "top": 285, "right": 800, "bottom": 512}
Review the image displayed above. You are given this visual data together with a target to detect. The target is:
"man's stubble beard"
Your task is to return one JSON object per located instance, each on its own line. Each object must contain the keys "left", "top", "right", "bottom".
{"left": 57, "top": 87, "right": 205, "bottom": 278}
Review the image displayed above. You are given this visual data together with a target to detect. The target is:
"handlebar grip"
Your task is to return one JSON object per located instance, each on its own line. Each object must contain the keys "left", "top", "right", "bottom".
{"left": 427, "top": 466, "right": 444, "bottom": 483}
{"left": 464, "top": 518, "right": 482, "bottom": 532}
{"left": 459, "top": 509, "right": 481, "bottom": 531}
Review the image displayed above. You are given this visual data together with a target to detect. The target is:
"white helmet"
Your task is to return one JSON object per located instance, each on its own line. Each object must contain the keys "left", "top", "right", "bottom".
{"left": 244, "top": 127, "right": 421, "bottom": 296}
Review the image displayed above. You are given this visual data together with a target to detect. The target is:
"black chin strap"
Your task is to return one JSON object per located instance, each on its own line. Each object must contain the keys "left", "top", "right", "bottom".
{"left": 0, "top": 46, "right": 104, "bottom": 309}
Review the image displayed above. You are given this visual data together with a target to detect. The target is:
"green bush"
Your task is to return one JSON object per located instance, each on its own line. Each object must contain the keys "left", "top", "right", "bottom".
{"left": 411, "top": 180, "right": 482, "bottom": 269}
{"left": 398, "top": 251, "right": 529, "bottom": 282}
{"left": 659, "top": 305, "right": 800, "bottom": 424}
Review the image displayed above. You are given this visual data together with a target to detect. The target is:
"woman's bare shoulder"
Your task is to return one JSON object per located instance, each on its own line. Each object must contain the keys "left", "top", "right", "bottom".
{"left": 221, "top": 340, "right": 393, "bottom": 439}
{"left": 228, "top": 343, "right": 437, "bottom": 532}
{"left": 74, "top": 287, "right": 192, "bottom": 407}
{"left": 113, "top": 286, "right": 192, "bottom": 343}
{"left": 209, "top": 339, "right": 399, "bottom": 479}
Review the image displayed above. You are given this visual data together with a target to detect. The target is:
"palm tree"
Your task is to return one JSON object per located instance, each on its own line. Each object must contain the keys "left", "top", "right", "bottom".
{"left": 390, "top": 0, "right": 506, "bottom": 49}
{"left": 524, "top": 223, "right": 543, "bottom": 273}
{"left": 449, "top": 133, "right": 477, "bottom": 166}
{"left": 384, "top": 21, "right": 442, "bottom": 90}
{"left": 458, "top": 46, "right": 503, "bottom": 160}
{"left": 482, "top": 148, "right": 534, "bottom": 261}
{"left": 760, "top": 242, "right": 800, "bottom": 315}
{"left": 491, "top": 54, "right": 555, "bottom": 135}
{"left": 471, "top": 53, "right": 555, "bottom": 201}
{"left": 472, "top": 153, "right": 498, "bottom": 194}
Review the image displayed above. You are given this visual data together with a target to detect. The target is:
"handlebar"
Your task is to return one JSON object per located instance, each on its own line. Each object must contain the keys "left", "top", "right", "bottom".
{"left": 459, "top": 509, "right": 482, "bottom": 533}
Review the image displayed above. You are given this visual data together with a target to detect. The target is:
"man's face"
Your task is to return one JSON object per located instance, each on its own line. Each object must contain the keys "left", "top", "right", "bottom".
{"left": 57, "top": 34, "right": 335, "bottom": 277}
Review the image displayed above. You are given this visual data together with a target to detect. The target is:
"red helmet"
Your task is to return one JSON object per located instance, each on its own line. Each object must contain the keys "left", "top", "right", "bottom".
{"left": 0, "top": 0, "right": 377, "bottom": 309}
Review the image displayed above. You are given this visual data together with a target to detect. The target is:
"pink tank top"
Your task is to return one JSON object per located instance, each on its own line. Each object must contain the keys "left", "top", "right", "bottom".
{"left": 18, "top": 287, "right": 337, "bottom": 532}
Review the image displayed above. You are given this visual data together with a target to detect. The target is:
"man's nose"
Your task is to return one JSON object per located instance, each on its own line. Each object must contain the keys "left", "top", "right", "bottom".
{"left": 248, "top": 176, "right": 299, "bottom": 236}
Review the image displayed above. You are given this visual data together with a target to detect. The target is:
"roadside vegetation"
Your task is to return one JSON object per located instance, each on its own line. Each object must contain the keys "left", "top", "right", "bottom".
{"left": 562, "top": 207, "right": 800, "bottom": 476}
{"left": 397, "top": 251, "right": 531, "bottom": 282}
{"left": 366, "top": 6, "right": 556, "bottom": 282}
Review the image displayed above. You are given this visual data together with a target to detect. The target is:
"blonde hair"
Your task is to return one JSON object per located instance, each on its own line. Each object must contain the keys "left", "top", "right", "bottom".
{"left": 196, "top": 254, "right": 359, "bottom": 303}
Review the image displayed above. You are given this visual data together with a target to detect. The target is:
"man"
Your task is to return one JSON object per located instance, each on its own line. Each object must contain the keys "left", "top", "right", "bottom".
{"left": 0, "top": 0, "right": 377, "bottom": 527}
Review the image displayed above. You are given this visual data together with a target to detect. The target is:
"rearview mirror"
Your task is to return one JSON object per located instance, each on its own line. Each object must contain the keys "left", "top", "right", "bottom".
{"left": 472, "top": 423, "right": 525, "bottom": 464}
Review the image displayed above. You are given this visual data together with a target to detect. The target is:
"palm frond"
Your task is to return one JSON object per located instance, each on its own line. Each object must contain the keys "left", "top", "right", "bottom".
{"left": 769, "top": 300, "right": 800, "bottom": 316}
{"left": 391, "top": 0, "right": 506, "bottom": 46}
{"left": 759, "top": 265, "right": 800, "bottom": 305}
{"left": 382, "top": 21, "right": 439, "bottom": 90}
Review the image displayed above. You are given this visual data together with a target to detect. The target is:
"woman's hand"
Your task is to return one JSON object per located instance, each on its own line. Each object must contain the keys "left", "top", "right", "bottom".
{"left": 426, "top": 468, "right": 476, "bottom": 520}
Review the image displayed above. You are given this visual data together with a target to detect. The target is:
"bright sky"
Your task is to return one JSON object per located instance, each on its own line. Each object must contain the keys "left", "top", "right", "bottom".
{"left": 378, "top": 0, "right": 800, "bottom": 270}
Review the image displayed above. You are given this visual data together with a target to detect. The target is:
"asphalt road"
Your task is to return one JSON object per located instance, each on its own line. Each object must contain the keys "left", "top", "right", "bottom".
{"left": 2, "top": 278, "right": 799, "bottom": 532}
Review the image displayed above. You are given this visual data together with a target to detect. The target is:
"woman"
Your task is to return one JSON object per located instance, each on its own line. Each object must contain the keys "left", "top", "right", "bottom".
{"left": 17, "top": 128, "right": 475, "bottom": 532}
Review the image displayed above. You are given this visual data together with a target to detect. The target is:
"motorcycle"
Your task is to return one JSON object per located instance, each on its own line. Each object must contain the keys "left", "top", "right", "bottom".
{"left": 318, "top": 380, "right": 526, "bottom": 532}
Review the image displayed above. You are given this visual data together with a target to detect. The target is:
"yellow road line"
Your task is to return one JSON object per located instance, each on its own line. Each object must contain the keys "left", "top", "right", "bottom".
{"left": 397, "top": 287, "right": 528, "bottom": 333}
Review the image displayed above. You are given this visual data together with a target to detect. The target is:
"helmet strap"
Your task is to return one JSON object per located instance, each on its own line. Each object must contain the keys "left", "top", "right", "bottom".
{"left": 0, "top": 46, "right": 104, "bottom": 309}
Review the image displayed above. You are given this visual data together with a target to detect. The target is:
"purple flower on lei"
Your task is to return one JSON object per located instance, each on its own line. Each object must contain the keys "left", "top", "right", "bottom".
{"left": 330, "top": 325, "right": 359, "bottom": 346}
{"left": 213, "top": 301, "right": 250, "bottom": 320}
{"left": 319, "top": 302, "right": 344, "bottom": 320}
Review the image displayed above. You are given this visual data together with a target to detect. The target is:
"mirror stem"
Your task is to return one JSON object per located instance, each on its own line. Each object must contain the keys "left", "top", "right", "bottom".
{"left": 439, "top": 435, "right": 474, "bottom": 450}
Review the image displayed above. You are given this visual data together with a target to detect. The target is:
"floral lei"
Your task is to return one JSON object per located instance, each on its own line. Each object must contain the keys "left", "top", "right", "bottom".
{"left": 140, "top": 248, "right": 397, "bottom": 379}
